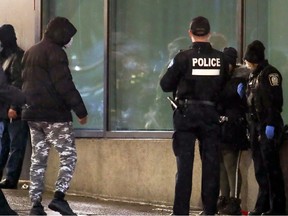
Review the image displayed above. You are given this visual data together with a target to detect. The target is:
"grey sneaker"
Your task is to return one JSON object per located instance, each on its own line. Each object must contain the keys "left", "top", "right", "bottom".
{"left": 48, "top": 198, "right": 76, "bottom": 215}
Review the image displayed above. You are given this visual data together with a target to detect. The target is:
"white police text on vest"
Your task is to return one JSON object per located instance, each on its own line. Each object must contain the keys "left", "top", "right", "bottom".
{"left": 192, "top": 58, "right": 220, "bottom": 67}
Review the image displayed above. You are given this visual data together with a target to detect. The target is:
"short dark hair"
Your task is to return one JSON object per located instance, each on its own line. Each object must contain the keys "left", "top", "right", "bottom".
{"left": 190, "top": 16, "right": 210, "bottom": 36}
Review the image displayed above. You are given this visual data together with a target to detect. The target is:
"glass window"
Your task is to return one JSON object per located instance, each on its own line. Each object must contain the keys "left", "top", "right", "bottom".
{"left": 245, "top": 0, "right": 288, "bottom": 123}
{"left": 40, "top": 0, "right": 288, "bottom": 136}
{"left": 42, "top": 0, "right": 104, "bottom": 131}
{"left": 267, "top": 0, "right": 288, "bottom": 123}
{"left": 108, "top": 0, "right": 239, "bottom": 131}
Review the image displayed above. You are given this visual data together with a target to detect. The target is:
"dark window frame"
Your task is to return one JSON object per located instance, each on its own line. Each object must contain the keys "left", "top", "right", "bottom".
{"left": 41, "top": 0, "right": 245, "bottom": 139}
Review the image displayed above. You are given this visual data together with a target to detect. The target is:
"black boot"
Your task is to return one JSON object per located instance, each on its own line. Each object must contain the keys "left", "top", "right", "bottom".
{"left": 29, "top": 201, "right": 46, "bottom": 215}
{"left": 0, "top": 189, "right": 18, "bottom": 215}
{"left": 261, "top": 209, "right": 286, "bottom": 215}
{"left": 217, "top": 196, "right": 228, "bottom": 214}
{"left": 48, "top": 191, "right": 77, "bottom": 215}
{"left": 220, "top": 197, "right": 242, "bottom": 215}
{"left": 248, "top": 207, "right": 269, "bottom": 215}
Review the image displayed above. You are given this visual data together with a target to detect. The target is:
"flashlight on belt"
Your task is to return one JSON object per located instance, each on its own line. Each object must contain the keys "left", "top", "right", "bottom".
{"left": 219, "top": 116, "right": 228, "bottom": 123}
{"left": 167, "top": 96, "right": 178, "bottom": 109}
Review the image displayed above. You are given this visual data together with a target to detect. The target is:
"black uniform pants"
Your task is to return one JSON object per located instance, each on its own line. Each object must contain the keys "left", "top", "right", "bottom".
{"left": 172, "top": 105, "right": 220, "bottom": 215}
{"left": 249, "top": 121, "right": 286, "bottom": 213}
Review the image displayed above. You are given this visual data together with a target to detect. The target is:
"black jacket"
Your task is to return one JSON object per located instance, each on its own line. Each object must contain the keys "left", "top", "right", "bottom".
{"left": 160, "top": 42, "right": 229, "bottom": 103}
{"left": 21, "top": 17, "right": 87, "bottom": 122}
{"left": 0, "top": 47, "right": 24, "bottom": 89}
{"left": 220, "top": 65, "right": 250, "bottom": 150}
{"left": 246, "top": 60, "right": 283, "bottom": 126}
{"left": 0, "top": 24, "right": 25, "bottom": 119}
{"left": 0, "top": 67, "right": 25, "bottom": 119}
{"left": 221, "top": 65, "right": 250, "bottom": 119}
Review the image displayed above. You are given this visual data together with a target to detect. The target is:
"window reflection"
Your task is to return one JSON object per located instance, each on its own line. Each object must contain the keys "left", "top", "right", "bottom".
{"left": 108, "top": 0, "right": 237, "bottom": 131}
{"left": 42, "top": 0, "right": 104, "bottom": 130}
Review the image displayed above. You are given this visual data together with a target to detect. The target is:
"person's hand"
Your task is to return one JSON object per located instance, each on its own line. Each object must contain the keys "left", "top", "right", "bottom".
{"left": 78, "top": 116, "right": 88, "bottom": 125}
{"left": 237, "top": 83, "right": 245, "bottom": 98}
{"left": 265, "top": 125, "right": 275, "bottom": 140}
{"left": 8, "top": 108, "right": 17, "bottom": 119}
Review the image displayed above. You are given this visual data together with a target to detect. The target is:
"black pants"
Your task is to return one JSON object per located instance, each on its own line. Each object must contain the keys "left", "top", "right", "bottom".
{"left": 249, "top": 121, "right": 286, "bottom": 213}
{"left": 0, "top": 119, "right": 29, "bottom": 182}
{"left": 172, "top": 105, "right": 220, "bottom": 215}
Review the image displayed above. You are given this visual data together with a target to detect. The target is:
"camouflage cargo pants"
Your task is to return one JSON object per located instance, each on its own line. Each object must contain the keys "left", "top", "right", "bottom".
{"left": 28, "top": 121, "right": 77, "bottom": 203}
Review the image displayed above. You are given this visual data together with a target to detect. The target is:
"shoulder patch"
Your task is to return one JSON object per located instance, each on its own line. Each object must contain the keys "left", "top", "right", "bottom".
{"left": 268, "top": 73, "right": 280, "bottom": 86}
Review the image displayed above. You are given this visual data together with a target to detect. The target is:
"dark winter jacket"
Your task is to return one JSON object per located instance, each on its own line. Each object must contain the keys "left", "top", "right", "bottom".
{"left": 21, "top": 17, "right": 87, "bottom": 122}
{"left": 220, "top": 65, "right": 250, "bottom": 150}
{"left": 246, "top": 59, "right": 283, "bottom": 126}
{"left": 0, "top": 67, "right": 25, "bottom": 120}
{"left": 0, "top": 24, "right": 25, "bottom": 119}
{"left": 221, "top": 65, "right": 250, "bottom": 119}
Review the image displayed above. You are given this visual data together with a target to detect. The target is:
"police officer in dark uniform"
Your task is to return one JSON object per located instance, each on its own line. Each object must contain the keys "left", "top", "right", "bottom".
{"left": 160, "top": 16, "right": 231, "bottom": 215}
{"left": 244, "top": 40, "right": 286, "bottom": 215}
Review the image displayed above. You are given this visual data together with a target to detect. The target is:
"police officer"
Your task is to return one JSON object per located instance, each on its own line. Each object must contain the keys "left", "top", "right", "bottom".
{"left": 244, "top": 40, "right": 286, "bottom": 215}
{"left": 160, "top": 16, "right": 231, "bottom": 215}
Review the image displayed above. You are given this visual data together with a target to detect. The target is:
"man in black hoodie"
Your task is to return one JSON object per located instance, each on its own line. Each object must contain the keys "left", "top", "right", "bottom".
{"left": 0, "top": 65, "right": 26, "bottom": 215}
{"left": 22, "top": 16, "right": 88, "bottom": 216}
{"left": 0, "top": 24, "right": 29, "bottom": 189}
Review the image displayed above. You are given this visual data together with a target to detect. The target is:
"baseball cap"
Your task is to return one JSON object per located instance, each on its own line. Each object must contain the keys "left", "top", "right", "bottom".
{"left": 190, "top": 16, "right": 210, "bottom": 36}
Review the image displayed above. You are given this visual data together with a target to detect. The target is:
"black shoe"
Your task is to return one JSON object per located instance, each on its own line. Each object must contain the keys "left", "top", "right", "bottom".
{"left": 29, "top": 202, "right": 47, "bottom": 215}
{"left": 261, "top": 210, "right": 286, "bottom": 215}
{"left": 217, "top": 196, "right": 228, "bottom": 213}
{"left": 0, "top": 208, "right": 18, "bottom": 215}
{"left": 48, "top": 198, "right": 76, "bottom": 215}
{"left": 0, "top": 189, "right": 18, "bottom": 215}
{"left": 0, "top": 179, "right": 17, "bottom": 189}
{"left": 220, "top": 197, "right": 242, "bottom": 215}
{"left": 249, "top": 209, "right": 265, "bottom": 215}
{"left": 198, "top": 210, "right": 215, "bottom": 215}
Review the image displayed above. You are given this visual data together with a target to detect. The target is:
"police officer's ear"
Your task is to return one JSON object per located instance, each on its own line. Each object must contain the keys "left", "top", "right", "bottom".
{"left": 188, "top": 30, "right": 196, "bottom": 42}
{"left": 206, "top": 32, "right": 211, "bottom": 39}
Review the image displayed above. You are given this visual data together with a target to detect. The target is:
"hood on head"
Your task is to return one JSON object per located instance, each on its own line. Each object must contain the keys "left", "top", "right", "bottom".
{"left": 0, "top": 24, "right": 17, "bottom": 48}
{"left": 44, "top": 16, "right": 77, "bottom": 47}
{"left": 223, "top": 47, "right": 238, "bottom": 67}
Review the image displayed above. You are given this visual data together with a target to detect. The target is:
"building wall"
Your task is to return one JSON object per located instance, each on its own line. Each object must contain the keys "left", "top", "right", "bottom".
{"left": 44, "top": 139, "right": 260, "bottom": 211}
{"left": 2, "top": 0, "right": 288, "bottom": 213}
{"left": 0, "top": 0, "right": 41, "bottom": 50}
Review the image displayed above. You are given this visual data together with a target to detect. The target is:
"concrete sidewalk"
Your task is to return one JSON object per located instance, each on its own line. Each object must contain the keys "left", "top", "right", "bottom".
{"left": 3, "top": 186, "right": 201, "bottom": 215}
